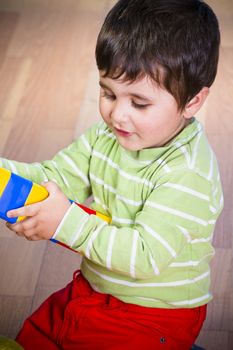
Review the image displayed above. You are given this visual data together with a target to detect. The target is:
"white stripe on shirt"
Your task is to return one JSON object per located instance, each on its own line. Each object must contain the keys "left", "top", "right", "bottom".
{"left": 70, "top": 216, "right": 90, "bottom": 246}
{"left": 106, "top": 227, "right": 117, "bottom": 270}
{"left": 59, "top": 153, "right": 90, "bottom": 186}
{"left": 130, "top": 230, "right": 138, "bottom": 278}
{"left": 163, "top": 183, "right": 210, "bottom": 201}
{"left": 146, "top": 201, "right": 208, "bottom": 226}
{"left": 137, "top": 221, "right": 177, "bottom": 258}
{"left": 92, "top": 150, "right": 154, "bottom": 189}
{"left": 85, "top": 262, "right": 210, "bottom": 287}
{"left": 81, "top": 134, "right": 92, "bottom": 153}
{"left": 86, "top": 222, "right": 107, "bottom": 259}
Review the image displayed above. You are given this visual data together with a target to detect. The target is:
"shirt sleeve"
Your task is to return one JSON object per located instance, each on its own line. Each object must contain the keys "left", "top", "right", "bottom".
{"left": 0, "top": 123, "right": 100, "bottom": 203}
{"left": 53, "top": 168, "right": 223, "bottom": 280}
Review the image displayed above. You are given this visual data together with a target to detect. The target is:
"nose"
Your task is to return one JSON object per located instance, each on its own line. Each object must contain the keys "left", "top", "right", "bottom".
{"left": 110, "top": 101, "right": 128, "bottom": 125}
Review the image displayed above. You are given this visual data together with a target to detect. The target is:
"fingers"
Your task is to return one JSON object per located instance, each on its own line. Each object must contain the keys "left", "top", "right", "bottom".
{"left": 42, "top": 181, "right": 59, "bottom": 194}
{"left": 6, "top": 222, "right": 24, "bottom": 237}
{"left": 6, "top": 217, "right": 40, "bottom": 241}
{"left": 7, "top": 202, "right": 40, "bottom": 219}
{"left": 6, "top": 180, "right": 58, "bottom": 219}
{"left": 5, "top": 180, "right": 70, "bottom": 241}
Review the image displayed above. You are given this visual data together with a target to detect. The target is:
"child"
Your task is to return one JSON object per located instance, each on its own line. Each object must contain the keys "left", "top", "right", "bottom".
{"left": 1, "top": 0, "right": 223, "bottom": 349}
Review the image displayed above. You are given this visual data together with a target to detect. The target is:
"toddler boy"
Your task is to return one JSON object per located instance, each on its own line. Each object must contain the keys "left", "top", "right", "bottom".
{"left": 1, "top": 0, "right": 223, "bottom": 349}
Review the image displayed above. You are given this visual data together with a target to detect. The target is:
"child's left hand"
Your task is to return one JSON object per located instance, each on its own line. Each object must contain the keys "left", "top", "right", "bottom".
{"left": 6, "top": 181, "right": 71, "bottom": 241}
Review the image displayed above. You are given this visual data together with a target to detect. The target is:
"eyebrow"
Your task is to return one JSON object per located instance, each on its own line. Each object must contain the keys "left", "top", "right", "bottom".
{"left": 99, "top": 81, "right": 111, "bottom": 91}
{"left": 99, "top": 80, "right": 153, "bottom": 103}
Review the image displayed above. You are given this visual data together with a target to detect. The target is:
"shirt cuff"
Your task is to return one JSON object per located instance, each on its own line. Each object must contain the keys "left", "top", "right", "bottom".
{"left": 52, "top": 202, "right": 89, "bottom": 247}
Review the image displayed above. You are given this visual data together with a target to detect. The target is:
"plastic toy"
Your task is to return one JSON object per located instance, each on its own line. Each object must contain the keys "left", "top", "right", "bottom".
{"left": 0, "top": 167, "right": 111, "bottom": 250}
{"left": 0, "top": 168, "right": 49, "bottom": 223}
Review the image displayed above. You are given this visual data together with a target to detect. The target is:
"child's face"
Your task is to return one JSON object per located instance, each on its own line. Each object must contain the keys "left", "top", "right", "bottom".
{"left": 99, "top": 72, "right": 191, "bottom": 151}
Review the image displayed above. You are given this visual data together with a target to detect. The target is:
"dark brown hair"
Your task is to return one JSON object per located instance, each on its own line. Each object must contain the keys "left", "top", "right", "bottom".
{"left": 95, "top": 0, "right": 220, "bottom": 110}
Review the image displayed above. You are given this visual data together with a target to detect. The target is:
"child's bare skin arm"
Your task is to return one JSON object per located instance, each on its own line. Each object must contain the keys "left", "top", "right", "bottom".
{"left": 6, "top": 181, "right": 71, "bottom": 241}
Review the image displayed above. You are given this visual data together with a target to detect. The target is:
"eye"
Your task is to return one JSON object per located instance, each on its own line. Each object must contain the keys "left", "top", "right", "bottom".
{"left": 131, "top": 100, "right": 150, "bottom": 110}
{"left": 101, "top": 90, "right": 116, "bottom": 101}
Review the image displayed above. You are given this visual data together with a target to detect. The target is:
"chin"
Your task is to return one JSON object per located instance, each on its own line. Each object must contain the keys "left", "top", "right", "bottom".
{"left": 119, "top": 142, "right": 142, "bottom": 151}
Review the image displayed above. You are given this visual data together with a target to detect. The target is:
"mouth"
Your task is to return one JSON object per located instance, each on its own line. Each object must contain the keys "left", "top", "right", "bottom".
{"left": 114, "top": 127, "right": 133, "bottom": 137}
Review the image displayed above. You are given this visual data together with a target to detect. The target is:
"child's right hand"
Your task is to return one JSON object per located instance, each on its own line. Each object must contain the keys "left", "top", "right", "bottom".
{"left": 6, "top": 181, "right": 71, "bottom": 241}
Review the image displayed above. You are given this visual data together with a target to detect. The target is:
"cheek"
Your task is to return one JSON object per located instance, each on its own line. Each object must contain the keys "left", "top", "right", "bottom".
{"left": 99, "top": 99, "right": 110, "bottom": 121}
{"left": 136, "top": 117, "right": 158, "bottom": 134}
{"left": 99, "top": 98, "right": 104, "bottom": 113}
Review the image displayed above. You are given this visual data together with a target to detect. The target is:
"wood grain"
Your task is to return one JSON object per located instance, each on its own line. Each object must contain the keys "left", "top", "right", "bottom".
{"left": 0, "top": 0, "right": 111, "bottom": 339}
{"left": 0, "top": 1, "right": 232, "bottom": 349}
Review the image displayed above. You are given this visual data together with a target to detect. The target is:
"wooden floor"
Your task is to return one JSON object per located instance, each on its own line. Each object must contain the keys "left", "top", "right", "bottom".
{"left": 0, "top": 1, "right": 232, "bottom": 349}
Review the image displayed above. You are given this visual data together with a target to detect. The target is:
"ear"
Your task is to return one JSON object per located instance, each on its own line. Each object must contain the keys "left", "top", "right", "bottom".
{"left": 183, "top": 87, "right": 209, "bottom": 119}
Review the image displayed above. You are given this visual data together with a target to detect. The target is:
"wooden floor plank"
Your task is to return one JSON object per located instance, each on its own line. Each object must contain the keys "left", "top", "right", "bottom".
{"left": 206, "top": 48, "right": 233, "bottom": 250}
{"left": 0, "top": 12, "right": 19, "bottom": 70}
{"left": 0, "top": 295, "right": 32, "bottom": 339}
{"left": 75, "top": 63, "right": 101, "bottom": 138}
{"left": 0, "top": 236, "right": 47, "bottom": 296}
{"left": 196, "top": 330, "right": 229, "bottom": 350}
{"left": 31, "top": 243, "right": 82, "bottom": 312}
{"left": 0, "top": 0, "right": 232, "bottom": 347}
{"left": 0, "top": 0, "right": 111, "bottom": 338}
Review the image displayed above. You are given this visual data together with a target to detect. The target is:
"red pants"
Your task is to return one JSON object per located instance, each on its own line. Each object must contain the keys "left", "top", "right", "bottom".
{"left": 16, "top": 271, "right": 206, "bottom": 350}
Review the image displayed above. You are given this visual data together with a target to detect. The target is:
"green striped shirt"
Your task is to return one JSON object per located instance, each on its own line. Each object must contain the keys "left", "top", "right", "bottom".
{"left": 1, "top": 118, "right": 223, "bottom": 308}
